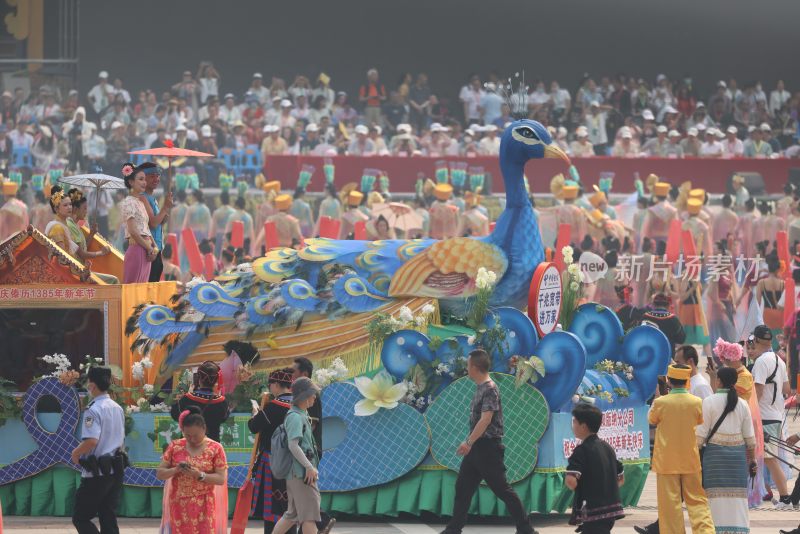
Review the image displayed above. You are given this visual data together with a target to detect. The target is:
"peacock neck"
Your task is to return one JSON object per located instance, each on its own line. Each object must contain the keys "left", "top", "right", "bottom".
{"left": 500, "top": 158, "right": 530, "bottom": 209}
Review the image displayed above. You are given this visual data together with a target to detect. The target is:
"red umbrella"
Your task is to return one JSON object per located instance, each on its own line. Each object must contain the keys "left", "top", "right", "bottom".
{"left": 129, "top": 139, "right": 213, "bottom": 192}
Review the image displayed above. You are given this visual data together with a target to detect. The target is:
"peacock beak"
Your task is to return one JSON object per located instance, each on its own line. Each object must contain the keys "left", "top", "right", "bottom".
{"left": 544, "top": 143, "right": 571, "bottom": 165}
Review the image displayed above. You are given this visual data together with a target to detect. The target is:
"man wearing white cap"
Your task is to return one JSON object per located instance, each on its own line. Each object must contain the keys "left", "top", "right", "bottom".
{"left": 478, "top": 124, "right": 500, "bottom": 156}
{"left": 264, "top": 95, "right": 282, "bottom": 126}
{"left": 348, "top": 125, "right": 376, "bottom": 156}
{"left": 699, "top": 129, "right": 723, "bottom": 158}
{"left": 722, "top": 126, "right": 744, "bottom": 158}
{"left": 300, "top": 123, "right": 321, "bottom": 155}
{"left": 389, "top": 124, "right": 418, "bottom": 154}
{"left": 681, "top": 127, "right": 701, "bottom": 157}
{"left": 743, "top": 125, "right": 773, "bottom": 158}
{"left": 642, "top": 125, "right": 670, "bottom": 157}
{"left": 219, "top": 93, "right": 242, "bottom": 126}
{"left": 88, "top": 71, "right": 113, "bottom": 116}
{"left": 249, "top": 72, "right": 270, "bottom": 106}
{"left": 664, "top": 130, "right": 684, "bottom": 158}
{"left": 570, "top": 126, "right": 595, "bottom": 157}
{"left": 761, "top": 122, "right": 782, "bottom": 155}
{"left": 611, "top": 127, "right": 639, "bottom": 158}
{"left": 278, "top": 99, "right": 296, "bottom": 130}
{"left": 261, "top": 124, "right": 288, "bottom": 157}
{"left": 585, "top": 101, "right": 612, "bottom": 155}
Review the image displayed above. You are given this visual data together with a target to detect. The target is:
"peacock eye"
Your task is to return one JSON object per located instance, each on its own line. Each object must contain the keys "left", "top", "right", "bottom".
{"left": 517, "top": 127, "right": 538, "bottom": 140}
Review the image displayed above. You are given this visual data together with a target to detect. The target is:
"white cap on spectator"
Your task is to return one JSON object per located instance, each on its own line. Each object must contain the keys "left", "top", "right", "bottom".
{"left": 621, "top": 127, "right": 632, "bottom": 139}
{"left": 430, "top": 122, "right": 443, "bottom": 131}
{"left": 747, "top": 125, "right": 757, "bottom": 133}
{"left": 668, "top": 129, "right": 680, "bottom": 138}
{"left": 280, "top": 99, "right": 293, "bottom": 108}
{"left": 472, "top": 124, "right": 485, "bottom": 133}
{"left": 557, "top": 126, "right": 568, "bottom": 137}
{"left": 485, "top": 124, "right": 498, "bottom": 132}
{"left": 760, "top": 122, "right": 771, "bottom": 132}
{"left": 306, "top": 123, "right": 319, "bottom": 132}
{"left": 372, "top": 125, "right": 382, "bottom": 135}
{"left": 465, "top": 128, "right": 475, "bottom": 137}
{"left": 1, "top": 91, "right": 12, "bottom": 98}
{"left": 726, "top": 125, "right": 738, "bottom": 134}
{"left": 642, "top": 109, "right": 655, "bottom": 121}
{"left": 263, "top": 124, "right": 279, "bottom": 133}
{"left": 696, "top": 123, "right": 707, "bottom": 132}
{"left": 396, "top": 123, "right": 412, "bottom": 133}
{"left": 175, "top": 124, "right": 187, "bottom": 132}
{"left": 663, "top": 105, "right": 678, "bottom": 114}
{"left": 485, "top": 82, "right": 496, "bottom": 91}
{"left": 68, "top": 89, "right": 79, "bottom": 96}
{"left": 687, "top": 127, "right": 698, "bottom": 136}
{"left": 705, "top": 128, "right": 716, "bottom": 136}
{"left": 717, "top": 80, "right": 727, "bottom": 88}
{"left": 110, "top": 121, "right": 123, "bottom": 130}
{"left": 272, "top": 95, "right": 282, "bottom": 102}
{"left": 656, "top": 125, "right": 668, "bottom": 133}
{"left": 98, "top": 70, "right": 108, "bottom": 79}
{"left": 656, "top": 73, "right": 667, "bottom": 82}
{"left": 716, "top": 128, "right": 725, "bottom": 139}
{"left": 201, "top": 124, "right": 213, "bottom": 137}
{"left": 224, "top": 93, "right": 235, "bottom": 100}
{"left": 576, "top": 126, "right": 589, "bottom": 137}
{"left": 590, "top": 100, "right": 599, "bottom": 108}
{"left": 253, "top": 72, "right": 263, "bottom": 79}
{"left": 354, "top": 124, "right": 369, "bottom": 135}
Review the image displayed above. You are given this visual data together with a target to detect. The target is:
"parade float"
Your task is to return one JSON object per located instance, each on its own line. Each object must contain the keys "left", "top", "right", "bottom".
{"left": 0, "top": 120, "right": 671, "bottom": 519}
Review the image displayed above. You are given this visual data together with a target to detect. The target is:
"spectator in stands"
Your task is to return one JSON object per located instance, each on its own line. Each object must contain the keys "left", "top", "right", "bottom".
{"left": 219, "top": 93, "right": 242, "bottom": 126}
{"left": 31, "top": 125, "right": 57, "bottom": 169}
{"left": 9, "top": 118, "right": 33, "bottom": 151}
{"left": 664, "top": 130, "right": 684, "bottom": 158}
{"left": 700, "top": 128, "right": 724, "bottom": 158}
{"left": 261, "top": 124, "right": 287, "bottom": 157}
{"left": 299, "top": 123, "right": 321, "bottom": 155}
{"left": 383, "top": 91, "right": 408, "bottom": 134}
{"left": 585, "top": 101, "right": 612, "bottom": 155}
{"left": 762, "top": 123, "right": 781, "bottom": 154}
{"left": 359, "top": 68, "right": 386, "bottom": 127}
{"left": 87, "top": 71, "right": 113, "bottom": 117}
{"left": 550, "top": 80, "right": 572, "bottom": 124}
{"left": 770, "top": 80, "right": 790, "bottom": 116}
{"left": 722, "top": 126, "right": 744, "bottom": 157}
{"left": 743, "top": 125, "right": 773, "bottom": 158}
{"left": 197, "top": 62, "right": 220, "bottom": 105}
{"left": 409, "top": 73, "right": 432, "bottom": 131}
{"left": 640, "top": 109, "right": 657, "bottom": 142}
{"left": 478, "top": 125, "right": 500, "bottom": 155}
{"left": 85, "top": 127, "right": 106, "bottom": 168}
{"left": 571, "top": 126, "right": 595, "bottom": 157}
{"left": 480, "top": 82, "right": 503, "bottom": 127}
{"left": 642, "top": 125, "right": 669, "bottom": 157}
{"left": 369, "top": 126, "right": 389, "bottom": 155}
{"left": 169, "top": 70, "right": 199, "bottom": 112}
{"left": 459, "top": 74, "right": 484, "bottom": 125}
{"left": 277, "top": 99, "right": 296, "bottom": 130}
{"left": 312, "top": 73, "right": 335, "bottom": 112}
{"left": 309, "top": 95, "right": 330, "bottom": 125}
{"left": 611, "top": 127, "right": 639, "bottom": 157}
{"left": 630, "top": 79, "right": 651, "bottom": 117}
{"left": 332, "top": 91, "right": 358, "bottom": 126}
{"left": 348, "top": 124, "right": 375, "bottom": 156}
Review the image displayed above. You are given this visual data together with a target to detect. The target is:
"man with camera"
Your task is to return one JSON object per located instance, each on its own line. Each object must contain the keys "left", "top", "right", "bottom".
{"left": 71, "top": 366, "right": 126, "bottom": 534}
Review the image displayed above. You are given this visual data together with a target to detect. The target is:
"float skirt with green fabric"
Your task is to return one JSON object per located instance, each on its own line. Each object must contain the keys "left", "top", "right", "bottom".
{"left": 0, "top": 462, "right": 649, "bottom": 518}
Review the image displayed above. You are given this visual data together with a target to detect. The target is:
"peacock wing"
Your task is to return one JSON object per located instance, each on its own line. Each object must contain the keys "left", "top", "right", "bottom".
{"left": 388, "top": 237, "right": 508, "bottom": 299}
{"left": 333, "top": 273, "right": 392, "bottom": 313}
{"left": 279, "top": 279, "right": 323, "bottom": 311}
{"left": 138, "top": 305, "right": 198, "bottom": 340}
{"left": 187, "top": 282, "right": 242, "bottom": 318}
{"left": 252, "top": 248, "right": 299, "bottom": 283}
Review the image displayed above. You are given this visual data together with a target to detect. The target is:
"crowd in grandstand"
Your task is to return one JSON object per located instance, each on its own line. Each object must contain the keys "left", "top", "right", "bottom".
{"left": 0, "top": 66, "right": 798, "bottom": 187}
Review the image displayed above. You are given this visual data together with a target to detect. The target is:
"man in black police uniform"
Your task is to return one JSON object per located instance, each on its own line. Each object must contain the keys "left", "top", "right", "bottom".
{"left": 441, "top": 349, "right": 536, "bottom": 534}
{"left": 71, "top": 366, "right": 126, "bottom": 534}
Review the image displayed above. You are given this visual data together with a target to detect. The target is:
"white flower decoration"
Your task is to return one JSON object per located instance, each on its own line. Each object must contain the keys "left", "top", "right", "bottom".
{"left": 398, "top": 306, "right": 414, "bottom": 324}
{"left": 421, "top": 303, "right": 436, "bottom": 316}
{"left": 467, "top": 335, "right": 476, "bottom": 345}
{"left": 354, "top": 372, "right": 408, "bottom": 416}
{"left": 475, "top": 267, "right": 498, "bottom": 290}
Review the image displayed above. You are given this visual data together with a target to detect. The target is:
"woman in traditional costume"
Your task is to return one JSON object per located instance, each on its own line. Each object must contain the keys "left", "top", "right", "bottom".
{"left": 157, "top": 406, "right": 228, "bottom": 534}
{"left": 696, "top": 363, "right": 756, "bottom": 533}
{"left": 248, "top": 369, "right": 294, "bottom": 534}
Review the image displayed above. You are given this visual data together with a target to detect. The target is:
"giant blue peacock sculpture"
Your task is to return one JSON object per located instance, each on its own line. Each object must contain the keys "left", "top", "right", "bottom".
{"left": 132, "top": 120, "right": 570, "bottom": 372}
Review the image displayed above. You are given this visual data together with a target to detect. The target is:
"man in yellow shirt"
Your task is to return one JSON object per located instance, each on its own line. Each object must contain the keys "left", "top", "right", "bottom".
{"left": 646, "top": 364, "right": 714, "bottom": 534}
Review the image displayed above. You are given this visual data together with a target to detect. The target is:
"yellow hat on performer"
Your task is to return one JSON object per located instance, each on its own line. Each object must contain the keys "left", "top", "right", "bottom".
{"left": 434, "top": 183, "right": 453, "bottom": 201}
{"left": 2, "top": 181, "right": 18, "bottom": 196}
{"left": 687, "top": 198, "right": 702, "bottom": 215}
{"left": 262, "top": 180, "right": 281, "bottom": 194}
{"left": 589, "top": 190, "right": 607, "bottom": 208}
{"left": 275, "top": 194, "right": 292, "bottom": 211}
{"left": 562, "top": 185, "right": 579, "bottom": 200}
{"left": 348, "top": 190, "right": 364, "bottom": 207}
{"left": 464, "top": 191, "right": 481, "bottom": 207}
{"left": 367, "top": 191, "right": 384, "bottom": 207}
{"left": 653, "top": 182, "right": 671, "bottom": 197}
{"left": 666, "top": 364, "right": 691, "bottom": 381}
{"left": 689, "top": 188, "right": 705, "bottom": 200}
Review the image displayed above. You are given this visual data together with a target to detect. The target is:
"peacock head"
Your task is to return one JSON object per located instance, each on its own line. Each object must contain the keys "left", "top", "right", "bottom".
{"left": 500, "top": 119, "right": 570, "bottom": 167}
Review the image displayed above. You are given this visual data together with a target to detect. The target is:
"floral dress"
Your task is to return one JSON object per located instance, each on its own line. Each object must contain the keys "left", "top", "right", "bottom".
{"left": 162, "top": 438, "right": 227, "bottom": 534}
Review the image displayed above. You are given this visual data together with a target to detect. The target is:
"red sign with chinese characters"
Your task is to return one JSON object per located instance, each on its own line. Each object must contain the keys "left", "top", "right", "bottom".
{"left": 527, "top": 262, "right": 562, "bottom": 337}
{"left": 0, "top": 287, "right": 97, "bottom": 300}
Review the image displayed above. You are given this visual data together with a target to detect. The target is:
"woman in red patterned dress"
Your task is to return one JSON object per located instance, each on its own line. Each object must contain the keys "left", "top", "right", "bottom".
{"left": 157, "top": 406, "right": 228, "bottom": 534}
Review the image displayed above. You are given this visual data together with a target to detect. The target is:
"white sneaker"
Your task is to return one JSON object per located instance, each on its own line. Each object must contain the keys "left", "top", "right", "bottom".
{"left": 775, "top": 501, "right": 793, "bottom": 510}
